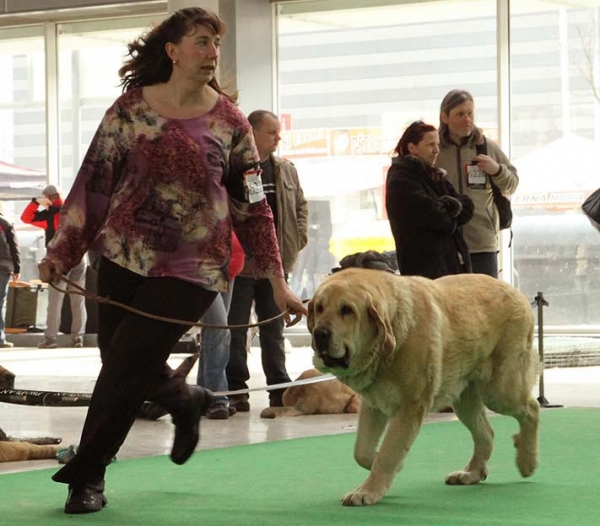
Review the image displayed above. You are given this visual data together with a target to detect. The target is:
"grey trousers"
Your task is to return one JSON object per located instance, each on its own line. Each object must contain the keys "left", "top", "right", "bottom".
{"left": 45, "top": 257, "right": 87, "bottom": 338}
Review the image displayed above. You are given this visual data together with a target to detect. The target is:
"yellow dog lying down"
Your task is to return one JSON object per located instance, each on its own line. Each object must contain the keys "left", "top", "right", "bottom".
{"left": 260, "top": 369, "right": 360, "bottom": 418}
{"left": 308, "top": 269, "right": 540, "bottom": 507}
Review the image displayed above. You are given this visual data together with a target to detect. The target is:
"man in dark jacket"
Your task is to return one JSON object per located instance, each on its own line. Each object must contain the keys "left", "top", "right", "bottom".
{"left": 227, "top": 110, "right": 308, "bottom": 411}
{"left": 0, "top": 202, "right": 20, "bottom": 348}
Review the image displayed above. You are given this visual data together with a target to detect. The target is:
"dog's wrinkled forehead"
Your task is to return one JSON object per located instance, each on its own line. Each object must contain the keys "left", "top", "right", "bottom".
{"left": 313, "top": 280, "right": 366, "bottom": 317}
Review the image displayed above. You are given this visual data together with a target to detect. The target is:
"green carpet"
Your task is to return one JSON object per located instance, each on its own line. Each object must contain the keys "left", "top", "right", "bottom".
{"left": 1, "top": 408, "right": 597, "bottom": 525}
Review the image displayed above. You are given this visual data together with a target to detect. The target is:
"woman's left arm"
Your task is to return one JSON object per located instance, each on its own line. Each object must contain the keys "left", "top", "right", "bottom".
{"left": 443, "top": 180, "right": 474, "bottom": 226}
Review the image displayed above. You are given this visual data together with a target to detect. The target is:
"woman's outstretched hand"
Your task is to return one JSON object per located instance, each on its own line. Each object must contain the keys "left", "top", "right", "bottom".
{"left": 270, "top": 277, "right": 308, "bottom": 327}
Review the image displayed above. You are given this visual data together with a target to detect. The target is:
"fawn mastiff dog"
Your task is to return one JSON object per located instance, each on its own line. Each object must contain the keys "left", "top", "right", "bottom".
{"left": 260, "top": 368, "right": 360, "bottom": 418}
{"left": 1, "top": 365, "right": 61, "bottom": 463}
{"left": 308, "top": 268, "right": 540, "bottom": 507}
{"left": 0, "top": 437, "right": 60, "bottom": 463}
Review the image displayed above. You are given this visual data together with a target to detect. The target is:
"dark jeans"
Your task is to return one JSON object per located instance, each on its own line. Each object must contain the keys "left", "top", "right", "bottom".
{"left": 52, "top": 257, "right": 216, "bottom": 486}
{"left": 470, "top": 252, "right": 498, "bottom": 278}
{"left": 226, "top": 276, "right": 290, "bottom": 403}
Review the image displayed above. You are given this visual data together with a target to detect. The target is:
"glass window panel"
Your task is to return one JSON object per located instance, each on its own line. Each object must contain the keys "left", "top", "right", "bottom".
{"left": 510, "top": 1, "right": 600, "bottom": 328}
{"left": 277, "top": 0, "right": 497, "bottom": 299}
{"left": 57, "top": 15, "right": 165, "bottom": 192}
{"left": 0, "top": 26, "right": 47, "bottom": 281}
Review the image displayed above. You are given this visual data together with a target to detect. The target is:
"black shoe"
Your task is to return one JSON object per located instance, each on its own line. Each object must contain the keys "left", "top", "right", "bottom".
{"left": 207, "top": 402, "right": 235, "bottom": 420}
{"left": 170, "top": 385, "right": 214, "bottom": 465}
{"left": 64, "top": 482, "right": 107, "bottom": 514}
{"left": 269, "top": 398, "right": 284, "bottom": 408}
{"left": 229, "top": 395, "right": 250, "bottom": 412}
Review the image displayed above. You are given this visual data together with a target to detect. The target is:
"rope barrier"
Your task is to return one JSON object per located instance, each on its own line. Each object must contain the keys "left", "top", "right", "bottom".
{"left": 0, "top": 388, "right": 91, "bottom": 407}
{"left": 0, "top": 374, "right": 336, "bottom": 407}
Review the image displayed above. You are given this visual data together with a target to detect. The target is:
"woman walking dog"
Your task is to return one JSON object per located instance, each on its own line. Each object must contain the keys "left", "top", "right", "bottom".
{"left": 38, "top": 7, "right": 305, "bottom": 514}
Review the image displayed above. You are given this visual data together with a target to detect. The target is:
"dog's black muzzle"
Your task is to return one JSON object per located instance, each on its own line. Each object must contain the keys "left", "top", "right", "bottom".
{"left": 312, "top": 326, "right": 350, "bottom": 369}
{"left": 313, "top": 326, "right": 331, "bottom": 354}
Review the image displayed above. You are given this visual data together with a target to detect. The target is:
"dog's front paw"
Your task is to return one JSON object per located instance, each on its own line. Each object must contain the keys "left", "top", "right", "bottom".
{"left": 445, "top": 467, "right": 487, "bottom": 485}
{"left": 341, "top": 485, "right": 384, "bottom": 506}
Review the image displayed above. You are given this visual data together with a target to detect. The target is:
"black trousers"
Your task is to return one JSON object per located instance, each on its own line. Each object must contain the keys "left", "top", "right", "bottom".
{"left": 52, "top": 257, "right": 216, "bottom": 486}
{"left": 226, "top": 276, "right": 290, "bottom": 403}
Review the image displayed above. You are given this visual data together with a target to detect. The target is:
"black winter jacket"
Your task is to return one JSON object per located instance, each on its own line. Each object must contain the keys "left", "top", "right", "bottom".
{"left": 385, "top": 155, "right": 474, "bottom": 279}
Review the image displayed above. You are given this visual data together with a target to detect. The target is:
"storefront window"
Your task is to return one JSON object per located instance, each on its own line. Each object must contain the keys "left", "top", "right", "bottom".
{"left": 57, "top": 15, "right": 164, "bottom": 191}
{"left": 510, "top": 3, "right": 600, "bottom": 327}
{"left": 0, "top": 26, "right": 47, "bottom": 281}
{"left": 277, "top": 0, "right": 600, "bottom": 330}
{"left": 277, "top": 0, "right": 497, "bottom": 299}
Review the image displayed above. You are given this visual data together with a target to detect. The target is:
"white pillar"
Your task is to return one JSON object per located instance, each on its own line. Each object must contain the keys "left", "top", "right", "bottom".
{"left": 235, "top": 0, "right": 275, "bottom": 114}
{"left": 496, "top": 0, "right": 513, "bottom": 285}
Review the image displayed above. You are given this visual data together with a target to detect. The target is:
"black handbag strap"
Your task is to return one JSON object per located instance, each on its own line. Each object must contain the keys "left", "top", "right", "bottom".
{"left": 478, "top": 136, "right": 513, "bottom": 246}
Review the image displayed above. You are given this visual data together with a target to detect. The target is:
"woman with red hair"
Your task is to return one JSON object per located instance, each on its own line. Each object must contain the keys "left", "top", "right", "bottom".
{"left": 386, "top": 120, "right": 474, "bottom": 278}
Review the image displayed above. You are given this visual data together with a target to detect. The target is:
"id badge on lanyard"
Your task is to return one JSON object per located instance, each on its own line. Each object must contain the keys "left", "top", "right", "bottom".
{"left": 243, "top": 168, "right": 265, "bottom": 203}
{"left": 466, "top": 164, "right": 486, "bottom": 189}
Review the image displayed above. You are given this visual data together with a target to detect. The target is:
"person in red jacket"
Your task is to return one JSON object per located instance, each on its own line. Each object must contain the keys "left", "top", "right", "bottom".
{"left": 21, "top": 185, "right": 87, "bottom": 348}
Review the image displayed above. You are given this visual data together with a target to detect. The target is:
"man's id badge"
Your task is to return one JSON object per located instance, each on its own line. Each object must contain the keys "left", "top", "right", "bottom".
{"left": 467, "top": 164, "right": 486, "bottom": 189}
{"left": 243, "top": 168, "right": 265, "bottom": 203}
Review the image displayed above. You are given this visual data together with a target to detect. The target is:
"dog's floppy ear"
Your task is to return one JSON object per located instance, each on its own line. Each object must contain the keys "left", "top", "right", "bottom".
{"left": 367, "top": 295, "right": 396, "bottom": 356}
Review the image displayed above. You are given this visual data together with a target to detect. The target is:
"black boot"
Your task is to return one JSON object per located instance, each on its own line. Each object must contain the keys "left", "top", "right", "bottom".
{"left": 170, "top": 385, "right": 214, "bottom": 465}
{"left": 64, "top": 480, "right": 107, "bottom": 514}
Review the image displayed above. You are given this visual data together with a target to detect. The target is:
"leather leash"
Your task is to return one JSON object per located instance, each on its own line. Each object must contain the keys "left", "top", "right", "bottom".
{"left": 49, "top": 275, "right": 305, "bottom": 330}
{"left": 2, "top": 276, "right": 329, "bottom": 407}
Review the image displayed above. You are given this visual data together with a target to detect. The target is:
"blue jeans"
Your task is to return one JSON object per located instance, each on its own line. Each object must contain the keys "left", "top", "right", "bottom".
{"left": 197, "top": 281, "right": 234, "bottom": 405}
{"left": 0, "top": 270, "right": 10, "bottom": 344}
{"left": 470, "top": 252, "right": 498, "bottom": 278}
{"left": 226, "top": 276, "right": 290, "bottom": 404}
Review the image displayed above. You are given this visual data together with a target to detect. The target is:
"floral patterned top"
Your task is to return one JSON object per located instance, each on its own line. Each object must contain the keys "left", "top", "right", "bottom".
{"left": 46, "top": 88, "right": 284, "bottom": 291}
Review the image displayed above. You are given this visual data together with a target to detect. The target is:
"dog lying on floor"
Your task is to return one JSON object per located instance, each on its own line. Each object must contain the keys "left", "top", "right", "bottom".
{"left": 260, "top": 368, "right": 360, "bottom": 418}
{"left": 308, "top": 268, "right": 540, "bottom": 507}
{"left": 0, "top": 432, "right": 60, "bottom": 462}
{"left": 1, "top": 365, "right": 62, "bottom": 462}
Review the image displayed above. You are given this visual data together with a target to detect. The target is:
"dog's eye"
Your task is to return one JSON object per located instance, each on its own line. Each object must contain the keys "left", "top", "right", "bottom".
{"left": 340, "top": 304, "right": 353, "bottom": 317}
{"left": 315, "top": 304, "right": 324, "bottom": 314}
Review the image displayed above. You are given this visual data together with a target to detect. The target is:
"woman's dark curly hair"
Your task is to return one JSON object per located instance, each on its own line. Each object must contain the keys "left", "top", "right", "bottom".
{"left": 392, "top": 120, "right": 437, "bottom": 157}
{"left": 119, "top": 7, "right": 236, "bottom": 102}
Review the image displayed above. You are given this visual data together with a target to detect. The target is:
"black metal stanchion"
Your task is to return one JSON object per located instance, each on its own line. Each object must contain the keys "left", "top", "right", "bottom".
{"left": 532, "top": 291, "right": 563, "bottom": 408}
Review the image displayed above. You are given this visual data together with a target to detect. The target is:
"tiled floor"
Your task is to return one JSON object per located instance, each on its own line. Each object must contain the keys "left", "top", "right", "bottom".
{"left": 1, "top": 343, "right": 599, "bottom": 477}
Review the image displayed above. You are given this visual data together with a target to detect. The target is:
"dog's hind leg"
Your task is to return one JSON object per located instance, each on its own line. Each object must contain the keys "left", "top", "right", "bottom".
{"left": 487, "top": 394, "right": 539, "bottom": 478}
{"left": 353, "top": 402, "right": 387, "bottom": 471}
{"left": 446, "top": 384, "right": 493, "bottom": 485}
{"left": 510, "top": 398, "right": 539, "bottom": 477}
{"left": 485, "top": 340, "right": 540, "bottom": 478}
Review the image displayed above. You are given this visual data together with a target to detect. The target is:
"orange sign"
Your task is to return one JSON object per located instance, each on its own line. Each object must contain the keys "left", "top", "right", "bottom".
{"left": 280, "top": 127, "right": 397, "bottom": 159}
{"left": 279, "top": 129, "right": 328, "bottom": 158}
